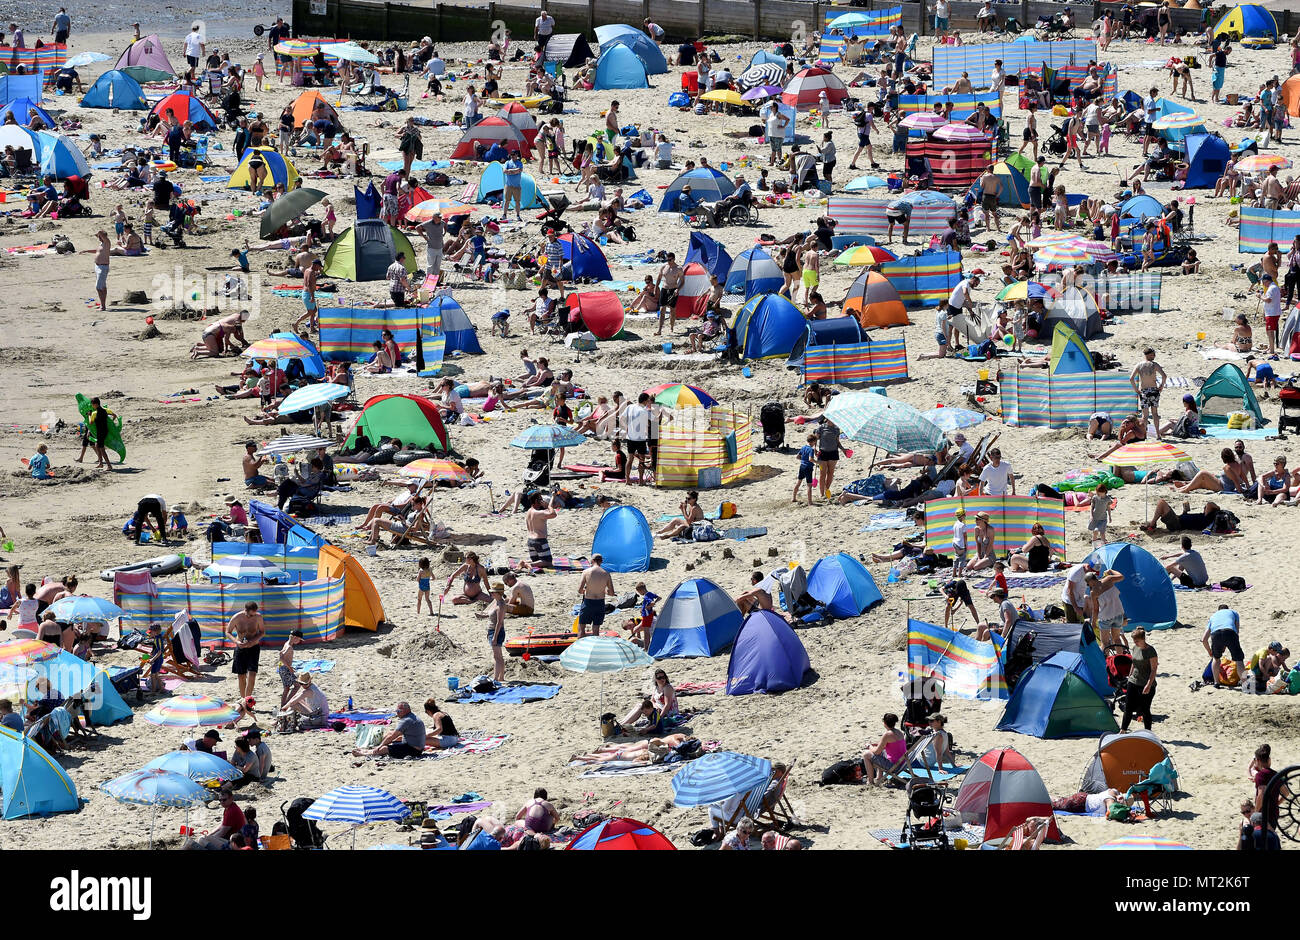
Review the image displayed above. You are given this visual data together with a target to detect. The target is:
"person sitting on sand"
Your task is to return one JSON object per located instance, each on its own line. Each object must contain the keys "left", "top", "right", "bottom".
{"left": 423, "top": 698, "right": 459, "bottom": 749}
{"left": 735, "top": 570, "right": 786, "bottom": 619}
{"left": 515, "top": 788, "right": 560, "bottom": 833}
{"left": 503, "top": 572, "right": 534, "bottom": 616}
{"left": 656, "top": 491, "right": 704, "bottom": 538}
{"left": 1172, "top": 447, "right": 1257, "bottom": 498}
{"left": 281, "top": 672, "right": 328, "bottom": 730}
{"left": 1142, "top": 497, "right": 1222, "bottom": 533}
{"left": 862, "top": 713, "right": 907, "bottom": 785}
{"left": 620, "top": 668, "right": 678, "bottom": 729}
{"left": 353, "top": 700, "right": 424, "bottom": 758}
{"left": 444, "top": 551, "right": 489, "bottom": 605}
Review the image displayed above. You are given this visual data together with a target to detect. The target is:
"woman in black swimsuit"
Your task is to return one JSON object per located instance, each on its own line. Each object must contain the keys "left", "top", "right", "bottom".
{"left": 780, "top": 241, "right": 801, "bottom": 298}
{"left": 1009, "top": 522, "right": 1053, "bottom": 572}
{"left": 444, "top": 551, "right": 489, "bottom": 605}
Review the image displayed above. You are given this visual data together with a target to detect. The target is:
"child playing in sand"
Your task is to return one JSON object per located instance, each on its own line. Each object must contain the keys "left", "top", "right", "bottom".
{"left": 168, "top": 505, "right": 189, "bottom": 537}
{"left": 992, "top": 560, "right": 1009, "bottom": 596}
{"left": 416, "top": 557, "right": 433, "bottom": 614}
{"left": 793, "top": 433, "right": 817, "bottom": 506}
{"left": 253, "top": 53, "right": 266, "bottom": 92}
{"left": 278, "top": 629, "right": 305, "bottom": 708}
{"left": 623, "top": 582, "right": 659, "bottom": 649}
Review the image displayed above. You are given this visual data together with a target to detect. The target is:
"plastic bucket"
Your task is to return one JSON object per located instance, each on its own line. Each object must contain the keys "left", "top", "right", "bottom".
{"left": 447, "top": 676, "right": 460, "bottom": 690}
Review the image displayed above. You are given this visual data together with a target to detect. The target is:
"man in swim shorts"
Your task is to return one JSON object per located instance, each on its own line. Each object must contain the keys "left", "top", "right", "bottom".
{"left": 577, "top": 554, "right": 614, "bottom": 637}
{"left": 225, "top": 602, "right": 265, "bottom": 701}
{"left": 525, "top": 491, "right": 558, "bottom": 568}
{"left": 1130, "top": 347, "right": 1167, "bottom": 434}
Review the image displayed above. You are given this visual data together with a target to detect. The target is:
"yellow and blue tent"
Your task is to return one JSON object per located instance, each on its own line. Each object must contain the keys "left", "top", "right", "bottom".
{"left": 1048, "top": 322, "right": 1093, "bottom": 375}
{"left": 229, "top": 146, "right": 300, "bottom": 191}
{"left": 1212, "top": 4, "right": 1277, "bottom": 44}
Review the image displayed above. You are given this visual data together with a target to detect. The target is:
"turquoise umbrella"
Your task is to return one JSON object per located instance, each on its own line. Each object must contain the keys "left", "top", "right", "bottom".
{"left": 845, "top": 175, "right": 889, "bottom": 191}
{"left": 560, "top": 635, "right": 653, "bottom": 716}
{"left": 101, "top": 769, "right": 210, "bottom": 848}
{"left": 510, "top": 424, "right": 587, "bottom": 449}
{"left": 824, "top": 391, "right": 947, "bottom": 455}
{"left": 278, "top": 381, "right": 349, "bottom": 416}
{"left": 142, "top": 750, "right": 242, "bottom": 785}
{"left": 47, "top": 595, "right": 123, "bottom": 622}
{"left": 920, "top": 407, "right": 985, "bottom": 431}
{"left": 671, "top": 752, "right": 772, "bottom": 807}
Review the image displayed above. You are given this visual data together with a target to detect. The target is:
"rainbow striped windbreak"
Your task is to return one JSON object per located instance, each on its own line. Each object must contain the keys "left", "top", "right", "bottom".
{"left": 823, "top": 5, "right": 902, "bottom": 34}
{"left": 878, "top": 249, "right": 963, "bottom": 308}
{"left": 898, "top": 93, "right": 1003, "bottom": 122}
{"left": 319, "top": 305, "right": 441, "bottom": 361}
{"left": 1000, "top": 369, "right": 1138, "bottom": 428}
{"left": 923, "top": 495, "right": 1067, "bottom": 562}
{"left": 827, "top": 196, "right": 955, "bottom": 240}
{"left": 211, "top": 542, "right": 321, "bottom": 581}
{"left": 1, "top": 44, "right": 66, "bottom": 73}
{"left": 115, "top": 578, "right": 346, "bottom": 646}
{"left": 1239, "top": 207, "right": 1300, "bottom": 254}
{"left": 932, "top": 40, "right": 1097, "bottom": 88}
{"left": 656, "top": 407, "right": 753, "bottom": 489}
{"left": 908, "top": 618, "right": 1008, "bottom": 700}
{"left": 802, "top": 337, "right": 908, "bottom": 384}
{"left": 818, "top": 37, "right": 847, "bottom": 66}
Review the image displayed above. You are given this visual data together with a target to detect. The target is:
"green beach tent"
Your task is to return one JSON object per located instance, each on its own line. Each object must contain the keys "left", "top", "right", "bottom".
{"left": 344, "top": 394, "right": 448, "bottom": 451}
{"left": 1195, "top": 362, "right": 1264, "bottom": 426}
{"left": 323, "top": 219, "right": 417, "bottom": 282}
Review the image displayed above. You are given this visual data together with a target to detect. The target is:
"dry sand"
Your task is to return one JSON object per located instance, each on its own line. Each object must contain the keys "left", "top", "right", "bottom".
{"left": 1, "top": 26, "right": 1297, "bottom": 851}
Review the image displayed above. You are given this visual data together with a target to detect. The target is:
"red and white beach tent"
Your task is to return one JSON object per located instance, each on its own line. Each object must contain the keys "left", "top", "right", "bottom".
{"left": 450, "top": 117, "right": 533, "bottom": 160}
{"left": 781, "top": 67, "right": 848, "bottom": 110}
{"left": 952, "top": 746, "right": 1062, "bottom": 842}
{"left": 674, "top": 262, "right": 711, "bottom": 319}
{"left": 498, "top": 101, "right": 540, "bottom": 145}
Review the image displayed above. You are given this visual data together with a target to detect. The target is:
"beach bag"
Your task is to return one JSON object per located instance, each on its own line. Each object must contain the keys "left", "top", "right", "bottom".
{"left": 1288, "top": 669, "right": 1300, "bottom": 695}
{"left": 354, "top": 725, "right": 385, "bottom": 748}
{"left": 1220, "top": 576, "right": 1247, "bottom": 591}
{"left": 820, "top": 758, "right": 866, "bottom": 786}
{"left": 692, "top": 521, "right": 721, "bottom": 542}
{"left": 599, "top": 713, "right": 622, "bottom": 738}
{"left": 1107, "top": 802, "right": 1131, "bottom": 822}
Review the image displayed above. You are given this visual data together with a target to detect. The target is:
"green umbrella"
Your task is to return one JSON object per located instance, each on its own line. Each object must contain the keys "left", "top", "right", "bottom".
{"left": 823, "top": 391, "right": 946, "bottom": 455}
{"left": 259, "top": 187, "right": 327, "bottom": 239}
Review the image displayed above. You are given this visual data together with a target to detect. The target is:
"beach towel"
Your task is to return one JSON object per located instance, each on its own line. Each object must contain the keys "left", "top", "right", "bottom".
{"left": 310, "top": 513, "right": 356, "bottom": 527}
{"left": 720, "top": 526, "right": 767, "bottom": 541}
{"left": 576, "top": 761, "right": 677, "bottom": 778}
{"left": 425, "top": 731, "right": 510, "bottom": 757}
{"left": 113, "top": 569, "right": 158, "bottom": 598}
{"left": 292, "top": 659, "right": 336, "bottom": 674}
{"left": 1201, "top": 425, "right": 1274, "bottom": 440}
{"left": 507, "top": 556, "right": 590, "bottom": 573}
{"left": 870, "top": 823, "right": 984, "bottom": 848}
{"left": 1174, "top": 581, "right": 1252, "bottom": 592}
{"left": 327, "top": 709, "right": 395, "bottom": 725}
{"left": 448, "top": 683, "right": 562, "bottom": 705}
{"left": 860, "top": 511, "right": 916, "bottom": 531}
{"left": 891, "top": 762, "right": 967, "bottom": 783}
{"left": 973, "top": 574, "right": 1066, "bottom": 590}
{"left": 675, "top": 680, "right": 727, "bottom": 695}
{"left": 430, "top": 800, "right": 492, "bottom": 818}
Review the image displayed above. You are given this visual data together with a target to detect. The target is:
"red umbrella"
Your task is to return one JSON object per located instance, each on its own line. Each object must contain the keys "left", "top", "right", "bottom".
{"left": 566, "top": 817, "right": 677, "bottom": 850}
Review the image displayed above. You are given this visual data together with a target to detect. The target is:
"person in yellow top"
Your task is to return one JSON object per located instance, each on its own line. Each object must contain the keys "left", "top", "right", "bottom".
{"left": 1248, "top": 642, "right": 1289, "bottom": 689}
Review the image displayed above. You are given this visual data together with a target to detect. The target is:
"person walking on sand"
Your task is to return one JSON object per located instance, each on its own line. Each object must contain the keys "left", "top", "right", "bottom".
{"left": 484, "top": 582, "right": 507, "bottom": 681}
{"left": 577, "top": 555, "right": 615, "bottom": 638}
{"left": 1130, "top": 347, "right": 1168, "bottom": 437}
{"left": 655, "top": 253, "right": 684, "bottom": 336}
{"left": 92, "top": 230, "right": 110, "bottom": 310}
{"left": 816, "top": 420, "right": 846, "bottom": 500}
{"left": 225, "top": 602, "right": 265, "bottom": 701}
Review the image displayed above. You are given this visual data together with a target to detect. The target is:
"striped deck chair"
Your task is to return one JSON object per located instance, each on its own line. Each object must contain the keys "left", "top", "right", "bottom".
{"left": 754, "top": 759, "right": 797, "bottom": 831}
{"left": 879, "top": 735, "right": 938, "bottom": 787}
{"left": 711, "top": 778, "right": 770, "bottom": 834}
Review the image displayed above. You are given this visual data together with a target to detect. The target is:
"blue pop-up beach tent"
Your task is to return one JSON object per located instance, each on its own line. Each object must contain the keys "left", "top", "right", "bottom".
{"left": 0, "top": 726, "right": 80, "bottom": 819}
{"left": 476, "top": 161, "right": 546, "bottom": 209}
{"left": 726, "top": 610, "right": 812, "bottom": 694}
{"left": 81, "top": 69, "right": 148, "bottom": 109}
{"left": 686, "top": 231, "right": 734, "bottom": 279}
{"left": 807, "top": 552, "right": 884, "bottom": 618}
{"left": 1182, "top": 133, "right": 1231, "bottom": 190}
{"left": 591, "top": 506, "right": 653, "bottom": 573}
{"left": 426, "top": 295, "right": 484, "bottom": 355}
{"left": 995, "top": 651, "right": 1117, "bottom": 738}
{"left": 35, "top": 131, "right": 91, "bottom": 179}
{"left": 660, "top": 167, "right": 735, "bottom": 212}
{"left": 725, "top": 246, "right": 784, "bottom": 297}
{"left": 647, "top": 577, "right": 743, "bottom": 658}
{"left": 594, "top": 45, "right": 649, "bottom": 90}
{"left": 595, "top": 25, "right": 669, "bottom": 74}
{"left": 732, "top": 293, "right": 807, "bottom": 359}
{"left": 1083, "top": 542, "right": 1178, "bottom": 631}
{"left": 0, "top": 97, "right": 54, "bottom": 127}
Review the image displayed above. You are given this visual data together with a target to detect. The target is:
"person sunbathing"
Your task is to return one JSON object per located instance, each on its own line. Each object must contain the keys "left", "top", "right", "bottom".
{"left": 620, "top": 669, "right": 678, "bottom": 728}
{"left": 568, "top": 732, "right": 691, "bottom": 764}
{"left": 876, "top": 444, "right": 949, "bottom": 470}
{"left": 366, "top": 498, "right": 428, "bottom": 548}
{"left": 1172, "top": 447, "right": 1256, "bottom": 497}
{"left": 656, "top": 493, "right": 704, "bottom": 538}
{"left": 361, "top": 481, "right": 424, "bottom": 528}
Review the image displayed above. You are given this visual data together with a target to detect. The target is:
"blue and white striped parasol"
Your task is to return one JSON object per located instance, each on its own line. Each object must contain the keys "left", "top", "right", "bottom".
{"left": 277, "top": 382, "right": 349, "bottom": 416}
{"left": 510, "top": 424, "right": 588, "bottom": 450}
{"left": 141, "top": 750, "right": 243, "bottom": 785}
{"left": 671, "top": 752, "right": 773, "bottom": 807}
{"left": 203, "top": 556, "right": 289, "bottom": 583}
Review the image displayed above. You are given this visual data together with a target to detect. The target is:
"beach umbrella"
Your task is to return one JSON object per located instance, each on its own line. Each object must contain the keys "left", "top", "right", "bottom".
{"left": 900, "top": 111, "right": 947, "bottom": 131}
{"left": 560, "top": 635, "right": 653, "bottom": 715}
{"left": 1099, "top": 835, "right": 1192, "bottom": 850}
{"left": 738, "top": 63, "right": 786, "bottom": 91}
{"left": 398, "top": 458, "right": 473, "bottom": 485}
{"left": 243, "top": 336, "right": 317, "bottom": 361}
{"left": 274, "top": 39, "right": 319, "bottom": 57}
{"left": 1237, "top": 153, "right": 1291, "bottom": 173}
{"left": 740, "top": 85, "right": 782, "bottom": 101}
{"left": 142, "top": 750, "right": 242, "bottom": 785}
{"left": 0, "top": 637, "right": 60, "bottom": 665}
{"left": 933, "top": 122, "right": 991, "bottom": 141}
{"left": 303, "top": 785, "right": 410, "bottom": 848}
{"left": 1059, "top": 237, "right": 1118, "bottom": 263}
{"left": 328, "top": 41, "right": 380, "bottom": 64}
{"left": 46, "top": 596, "right": 123, "bottom": 622}
{"left": 144, "top": 694, "right": 240, "bottom": 728}
{"left": 510, "top": 424, "right": 587, "bottom": 450}
{"left": 259, "top": 186, "right": 326, "bottom": 239}
{"left": 101, "top": 769, "right": 210, "bottom": 848}
{"left": 254, "top": 434, "right": 335, "bottom": 457}
{"left": 405, "top": 198, "right": 476, "bottom": 222}
{"left": 700, "top": 89, "right": 746, "bottom": 107}
{"left": 827, "top": 11, "right": 876, "bottom": 30}
{"left": 1025, "top": 231, "right": 1075, "bottom": 250}
{"left": 1151, "top": 111, "right": 1204, "bottom": 131}
{"left": 844, "top": 174, "right": 889, "bottom": 191}
{"left": 824, "top": 391, "right": 946, "bottom": 455}
{"left": 645, "top": 383, "right": 718, "bottom": 408}
{"left": 1033, "top": 241, "right": 1094, "bottom": 268}
{"left": 66, "top": 51, "right": 111, "bottom": 67}
{"left": 833, "top": 244, "right": 898, "bottom": 266}
{"left": 921, "top": 407, "right": 985, "bottom": 431}
{"left": 567, "top": 817, "right": 676, "bottom": 850}
{"left": 203, "top": 556, "right": 289, "bottom": 583}
{"left": 277, "top": 381, "right": 350, "bottom": 416}
{"left": 671, "top": 752, "right": 772, "bottom": 807}
{"left": 997, "top": 280, "right": 1057, "bottom": 302}
{"left": 895, "top": 189, "right": 956, "bottom": 208}
{"left": 1101, "top": 441, "right": 1190, "bottom": 515}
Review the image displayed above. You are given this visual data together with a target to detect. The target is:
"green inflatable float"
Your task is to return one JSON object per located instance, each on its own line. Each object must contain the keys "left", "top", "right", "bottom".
{"left": 76, "top": 393, "right": 126, "bottom": 464}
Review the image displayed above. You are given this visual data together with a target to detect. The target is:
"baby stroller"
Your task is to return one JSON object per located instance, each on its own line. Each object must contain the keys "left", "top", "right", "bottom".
{"left": 1045, "top": 124, "right": 1068, "bottom": 156}
{"left": 523, "top": 449, "right": 555, "bottom": 489}
{"left": 902, "top": 781, "right": 953, "bottom": 849}
{"left": 900, "top": 675, "right": 944, "bottom": 743}
{"left": 1278, "top": 382, "right": 1300, "bottom": 434}
{"left": 758, "top": 401, "right": 786, "bottom": 451}
{"left": 1003, "top": 630, "right": 1036, "bottom": 691}
{"left": 1104, "top": 643, "right": 1132, "bottom": 714}
{"left": 281, "top": 798, "right": 327, "bottom": 849}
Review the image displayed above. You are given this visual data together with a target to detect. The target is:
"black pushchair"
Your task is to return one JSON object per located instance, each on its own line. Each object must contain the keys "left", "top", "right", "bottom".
{"left": 1104, "top": 643, "right": 1133, "bottom": 714}
{"left": 902, "top": 781, "right": 952, "bottom": 849}
{"left": 759, "top": 402, "right": 786, "bottom": 451}
{"left": 1045, "top": 123, "right": 1068, "bottom": 156}
{"left": 282, "top": 798, "right": 327, "bottom": 849}
{"left": 1004, "top": 630, "right": 1037, "bottom": 690}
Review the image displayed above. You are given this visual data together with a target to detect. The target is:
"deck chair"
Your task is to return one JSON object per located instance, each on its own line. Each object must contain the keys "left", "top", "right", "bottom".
{"left": 878, "top": 735, "right": 939, "bottom": 788}
{"left": 162, "top": 624, "right": 204, "bottom": 679}
{"left": 754, "top": 759, "right": 797, "bottom": 831}
{"left": 711, "top": 778, "right": 771, "bottom": 834}
{"left": 1125, "top": 756, "right": 1179, "bottom": 816}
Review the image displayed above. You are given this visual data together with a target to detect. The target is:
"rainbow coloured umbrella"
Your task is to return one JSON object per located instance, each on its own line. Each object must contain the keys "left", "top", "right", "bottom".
{"left": 933, "top": 122, "right": 991, "bottom": 142}
{"left": 398, "top": 458, "right": 473, "bottom": 485}
{"left": 1151, "top": 111, "right": 1204, "bottom": 132}
{"left": 274, "top": 39, "right": 319, "bottom": 57}
{"left": 900, "top": 112, "right": 946, "bottom": 131}
{"left": 405, "top": 199, "right": 476, "bottom": 222}
{"left": 1099, "top": 835, "right": 1192, "bottom": 850}
{"left": 1099, "top": 441, "right": 1190, "bottom": 466}
{"left": 1025, "top": 231, "right": 1075, "bottom": 250}
{"left": 1060, "top": 237, "right": 1118, "bottom": 263}
{"left": 1033, "top": 242, "right": 1094, "bottom": 268}
{"left": 997, "top": 280, "right": 1057, "bottom": 302}
{"left": 1237, "top": 153, "right": 1291, "bottom": 174}
{"left": 144, "top": 694, "right": 240, "bottom": 728}
{"left": 645, "top": 383, "right": 718, "bottom": 408}
{"left": 243, "top": 336, "right": 317, "bottom": 361}
{"left": 0, "top": 637, "right": 60, "bottom": 665}
{"left": 833, "top": 244, "right": 898, "bottom": 266}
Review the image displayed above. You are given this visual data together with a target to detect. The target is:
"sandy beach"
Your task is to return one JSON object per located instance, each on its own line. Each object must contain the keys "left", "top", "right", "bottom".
{"left": 2, "top": 16, "right": 1299, "bottom": 852}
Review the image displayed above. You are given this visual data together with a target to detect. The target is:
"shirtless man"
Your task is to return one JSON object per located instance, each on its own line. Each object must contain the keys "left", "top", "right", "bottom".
{"left": 524, "top": 491, "right": 559, "bottom": 569}
{"left": 504, "top": 357, "right": 554, "bottom": 401}
{"left": 92, "top": 230, "right": 111, "bottom": 310}
{"left": 244, "top": 232, "right": 317, "bottom": 253}
{"left": 1130, "top": 347, "right": 1168, "bottom": 437}
{"left": 269, "top": 246, "right": 318, "bottom": 280}
{"left": 977, "top": 165, "right": 1001, "bottom": 233}
{"left": 735, "top": 570, "right": 784, "bottom": 618}
{"left": 294, "top": 258, "right": 324, "bottom": 333}
{"left": 1262, "top": 165, "right": 1286, "bottom": 210}
{"left": 577, "top": 554, "right": 615, "bottom": 637}
{"left": 242, "top": 440, "right": 272, "bottom": 489}
{"left": 503, "top": 572, "right": 534, "bottom": 616}
{"left": 655, "top": 253, "right": 684, "bottom": 336}
{"left": 224, "top": 602, "right": 266, "bottom": 700}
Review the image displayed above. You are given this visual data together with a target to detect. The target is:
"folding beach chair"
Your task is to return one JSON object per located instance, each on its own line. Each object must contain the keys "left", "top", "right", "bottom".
{"left": 754, "top": 759, "right": 798, "bottom": 831}
{"left": 1126, "top": 756, "right": 1179, "bottom": 816}
{"left": 879, "top": 735, "right": 941, "bottom": 788}
{"left": 712, "top": 779, "right": 770, "bottom": 835}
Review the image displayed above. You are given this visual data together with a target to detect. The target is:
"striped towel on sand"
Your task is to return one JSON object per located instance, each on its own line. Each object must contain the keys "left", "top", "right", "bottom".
{"left": 425, "top": 731, "right": 510, "bottom": 758}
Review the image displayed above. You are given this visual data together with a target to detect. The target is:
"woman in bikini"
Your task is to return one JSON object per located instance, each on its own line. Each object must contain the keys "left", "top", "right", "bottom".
{"left": 568, "top": 732, "right": 690, "bottom": 764}
{"left": 444, "top": 551, "right": 489, "bottom": 605}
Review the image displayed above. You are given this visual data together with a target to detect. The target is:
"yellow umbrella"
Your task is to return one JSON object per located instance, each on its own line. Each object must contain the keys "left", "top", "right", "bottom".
{"left": 700, "top": 89, "right": 746, "bottom": 107}
{"left": 274, "top": 39, "right": 319, "bottom": 57}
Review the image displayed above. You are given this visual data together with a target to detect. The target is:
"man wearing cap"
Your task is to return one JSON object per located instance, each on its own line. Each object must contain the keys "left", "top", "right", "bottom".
{"left": 979, "top": 585, "right": 1018, "bottom": 642}
{"left": 353, "top": 700, "right": 425, "bottom": 758}
{"left": 188, "top": 729, "right": 223, "bottom": 753}
{"left": 703, "top": 173, "right": 752, "bottom": 227}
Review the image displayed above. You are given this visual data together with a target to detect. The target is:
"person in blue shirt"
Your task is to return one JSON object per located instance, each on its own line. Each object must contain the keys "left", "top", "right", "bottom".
{"left": 0, "top": 699, "right": 24, "bottom": 733}
{"left": 793, "top": 432, "right": 817, "bottom": 506}
{"left": 28, "top": 443, "right": 50, "bottom": 480}
{"left": 676, "top": 183, "right": 701, "bottom": 213}
{"left": 502, "top": 149, "right": 524, "bottom": 221}
{"left": 625, "top": 582, "right": 659, "bottom": 649}
{"left": 1203, "top": 605, "right": 1244, "bottom": 688}
{"left": 483, "top": 141, "right": 508, "bottom": 163}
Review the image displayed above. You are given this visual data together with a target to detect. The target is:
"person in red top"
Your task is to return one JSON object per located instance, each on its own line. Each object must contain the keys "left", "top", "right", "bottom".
{"left": 196, "top": 787, "right": 246, "bottom": 848}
